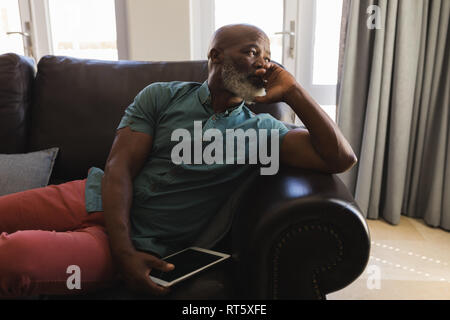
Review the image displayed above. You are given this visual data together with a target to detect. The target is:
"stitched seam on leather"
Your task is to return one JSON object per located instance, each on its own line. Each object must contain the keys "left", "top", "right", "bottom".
{"left": 272, "top": 224, "right": 344, "bottom": 299}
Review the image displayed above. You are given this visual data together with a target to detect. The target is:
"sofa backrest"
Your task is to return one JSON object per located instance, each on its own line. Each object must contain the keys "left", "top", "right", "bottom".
{"left": 0, "top": 53, "right": 35, "bottom": 154}
{"left": 27, "top": 55, "right": 295, "bottom": 182}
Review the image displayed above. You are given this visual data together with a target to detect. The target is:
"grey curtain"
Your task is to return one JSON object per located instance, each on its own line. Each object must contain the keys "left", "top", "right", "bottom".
{"left": 337, "top": 0, "right": 450, "bottom": 230}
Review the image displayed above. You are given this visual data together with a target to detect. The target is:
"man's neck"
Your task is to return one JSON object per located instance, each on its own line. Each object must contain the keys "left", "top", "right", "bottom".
{"left": 208, "top": 83, "right": 243, "bottom": 114}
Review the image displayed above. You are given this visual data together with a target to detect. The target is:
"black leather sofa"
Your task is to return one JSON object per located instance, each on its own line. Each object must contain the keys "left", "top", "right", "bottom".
{"left": 0, "top": 53, "right": 370, "bottom": 300}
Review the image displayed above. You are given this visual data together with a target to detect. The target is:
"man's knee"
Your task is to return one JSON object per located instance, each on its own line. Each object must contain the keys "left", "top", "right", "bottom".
{"left": 0, "top": 229, "right": 116, "bottom": 298}
{"left": 0, "top": 232, "right": 41, "bottom": 274}
{"left": 0, "top": 232, "right": 38, "bottom": 297}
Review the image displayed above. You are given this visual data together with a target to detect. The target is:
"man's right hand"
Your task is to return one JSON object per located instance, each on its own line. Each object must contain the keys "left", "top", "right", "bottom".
{"left": 116, "top": 249, "right": 175, "bottom": 296}
{"left": 102, "top": 127, "right": 170, "bottom": 295}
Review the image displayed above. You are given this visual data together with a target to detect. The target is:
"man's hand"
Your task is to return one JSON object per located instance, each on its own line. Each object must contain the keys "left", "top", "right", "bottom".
{"left": 252, "top": 63, "right": 357, "bottom": 174}
{"left": 253, "top": 62, "right": 298, "bottom": 104}
{"left": 116, "top": 249, "right": 175, "bottom": 296}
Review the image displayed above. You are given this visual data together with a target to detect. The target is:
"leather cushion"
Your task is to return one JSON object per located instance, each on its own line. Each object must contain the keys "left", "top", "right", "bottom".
{"left": 0, "top": 53, "right": 35, "bottom": 154}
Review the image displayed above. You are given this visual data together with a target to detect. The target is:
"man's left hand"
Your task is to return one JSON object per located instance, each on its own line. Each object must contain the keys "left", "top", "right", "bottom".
{"left": 253, "top": 62, "right": 298, "bottom": 104}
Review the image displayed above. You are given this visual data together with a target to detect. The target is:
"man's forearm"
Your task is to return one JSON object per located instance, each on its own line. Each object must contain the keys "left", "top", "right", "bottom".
{"left": 284, "top": 84, "right": 357, "bottom": 171}
{"left": 101, "top": 170, "right": 136, "bottom": 256}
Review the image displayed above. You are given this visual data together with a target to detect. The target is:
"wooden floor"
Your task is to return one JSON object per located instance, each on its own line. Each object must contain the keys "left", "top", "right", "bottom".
{"left": 327, "top": 216, "right": 450, "bottom": 300}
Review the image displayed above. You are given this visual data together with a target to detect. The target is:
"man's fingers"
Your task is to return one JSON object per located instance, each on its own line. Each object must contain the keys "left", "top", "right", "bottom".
{"left": 164, "top": 263, "right": 175, "bottom": 271}
{"left": 254, "top": 68, "right": 267, "bottom": 76}
{"left": 146, "top": 255, "right": 175, "bottom": 272}
{"left": 253, "top": 95, "right": 269, "bottom": 104}
{"left": 144, "top": 276, "right": 171, "bottom": 295}
{"left": 128, "top": 275, "right": 171, "bottom": 296}
{"left": 123, "top": 275, "right": 169, "bottom": 296}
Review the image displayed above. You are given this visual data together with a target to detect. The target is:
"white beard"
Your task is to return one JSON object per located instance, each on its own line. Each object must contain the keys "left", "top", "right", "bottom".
{"left": 221, "top": 60, "right": 266, "bottom": 104}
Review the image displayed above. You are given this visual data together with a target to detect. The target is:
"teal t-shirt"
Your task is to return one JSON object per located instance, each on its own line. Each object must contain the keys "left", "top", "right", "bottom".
{"left": 85, "top": 81, "right": 290, "bottom": 257}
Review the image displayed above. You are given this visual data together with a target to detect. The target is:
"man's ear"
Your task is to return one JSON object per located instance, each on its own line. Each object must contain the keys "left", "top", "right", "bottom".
{"left": 208, "top": 48, "right": 223, "bottom": 64}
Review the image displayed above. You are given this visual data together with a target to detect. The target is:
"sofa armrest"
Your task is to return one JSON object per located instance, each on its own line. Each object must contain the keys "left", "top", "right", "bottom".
{"left": 0, "top": 53, "right": 36, "bottom": 154}
{"left": 230, "top": 166, "right": 371, "bottom": 299}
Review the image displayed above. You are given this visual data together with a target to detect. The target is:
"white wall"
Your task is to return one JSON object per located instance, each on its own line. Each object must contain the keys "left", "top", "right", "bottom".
{"left": 125, "top": 0, "right": 192, "bottom": 62}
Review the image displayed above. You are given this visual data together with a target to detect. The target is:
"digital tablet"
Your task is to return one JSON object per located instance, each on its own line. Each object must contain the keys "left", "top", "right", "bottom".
{"left": 149, "top": 247, "right": 230, "bottom": 287}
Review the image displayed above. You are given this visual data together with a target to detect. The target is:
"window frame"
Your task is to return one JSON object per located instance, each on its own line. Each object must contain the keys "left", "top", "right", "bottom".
{"left": 296, "top": 0, "right": 341, "bottom": 107}
{"left": 193, "top": 0, "right": 341, "bottom": 123}
{"left": 27, "top": 0, "right": 128, "bottom": 61}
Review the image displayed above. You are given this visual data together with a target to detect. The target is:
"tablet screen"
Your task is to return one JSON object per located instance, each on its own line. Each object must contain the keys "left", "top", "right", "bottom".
{"left": 150, "top": 248, "right": 225, "bottom": 283}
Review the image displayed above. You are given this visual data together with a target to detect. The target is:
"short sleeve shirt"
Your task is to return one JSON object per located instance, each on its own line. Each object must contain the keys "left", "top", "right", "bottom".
{"left": 85, "top": 81, "right": 290, "bottom": 257}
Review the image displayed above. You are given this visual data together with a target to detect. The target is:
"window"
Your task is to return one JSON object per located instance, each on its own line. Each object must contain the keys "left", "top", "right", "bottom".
{"left": 297, "top": 0, "right": 343, "bottom": 122}
{"left": 196, "top": 0, "right": 342, "bottom": 122}
{"left": 312, "top": 0, "right": 342, "bottom": 86}
{"left": 0, "top": 0, "right": 25, "bottom": 55}
{"left": 47, "top": 0, "right": 118, "bottom": 60}
{"left": 214, "top": 0, "right": 284, "bottom": 64}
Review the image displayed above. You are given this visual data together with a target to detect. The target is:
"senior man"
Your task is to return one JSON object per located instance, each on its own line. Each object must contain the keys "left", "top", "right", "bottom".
{"left": 0, "top": 24, "right": 356, "bottom": 298}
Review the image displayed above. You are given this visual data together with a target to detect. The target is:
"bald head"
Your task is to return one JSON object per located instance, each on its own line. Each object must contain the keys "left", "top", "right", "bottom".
{"left": 206, "top": 24, "right": 271, "bottom": 103}
{"left": 208, "top": 24, "right": 270, "bottom": 59}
